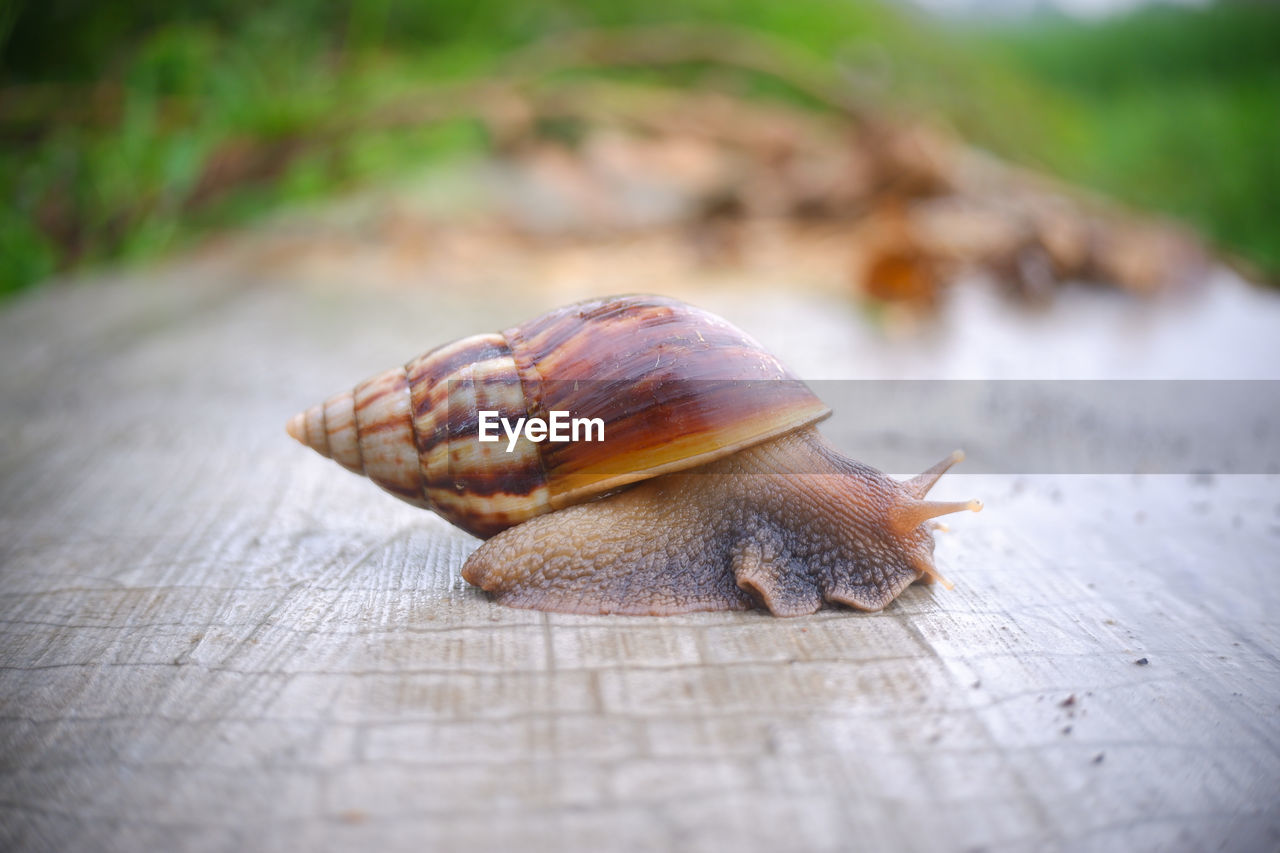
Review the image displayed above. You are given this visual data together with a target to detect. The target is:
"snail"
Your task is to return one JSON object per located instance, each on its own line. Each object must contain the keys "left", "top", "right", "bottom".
{"left": 286, "top": 295, "right": 981, "bottom": 616}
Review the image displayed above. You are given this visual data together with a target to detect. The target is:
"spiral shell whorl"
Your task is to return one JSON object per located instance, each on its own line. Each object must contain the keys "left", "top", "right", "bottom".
{"left": 352, "top": 366, "right": 426, "bottom": 507}
{"left": 321, "top": 389, "right": 362, "bottom": 474}
{"left": 287, "top": 367, "right": 429, "bottom": 509}
{"left": 407, "top": 333, "right": 552, "bottom": 538}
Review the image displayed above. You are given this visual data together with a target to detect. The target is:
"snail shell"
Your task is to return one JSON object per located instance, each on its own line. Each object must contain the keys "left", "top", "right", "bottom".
{"left": 287, "top": 294, "right": 980, "bottom": 616}
{"left": 287, "top": 295, "right": 829, "bottom": 538}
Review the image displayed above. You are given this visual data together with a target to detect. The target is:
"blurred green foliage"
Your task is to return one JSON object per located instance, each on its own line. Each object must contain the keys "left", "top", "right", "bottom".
{"left": 1, "top": 0, "right": 1276, "bottom": 296}
{"left": 985, "top": 2, "right": 1280, "bottom": 280}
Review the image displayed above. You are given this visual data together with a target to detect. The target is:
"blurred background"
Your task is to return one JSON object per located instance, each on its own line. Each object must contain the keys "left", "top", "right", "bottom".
{"left": 4, "top": 6, "right": 1280, "bottom": 850}
{"left": 1, "top": 0, "right": 1276, "bottom": 301}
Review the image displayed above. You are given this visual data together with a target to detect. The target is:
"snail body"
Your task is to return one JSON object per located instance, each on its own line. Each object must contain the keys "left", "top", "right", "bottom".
{"left": 287, "top": 295, "right": 980, "bottom": 616}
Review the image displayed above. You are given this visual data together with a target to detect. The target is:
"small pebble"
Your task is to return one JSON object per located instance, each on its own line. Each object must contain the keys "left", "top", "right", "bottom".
{"left": 1135, "top": 657, "right": 1149, "bottom": 666}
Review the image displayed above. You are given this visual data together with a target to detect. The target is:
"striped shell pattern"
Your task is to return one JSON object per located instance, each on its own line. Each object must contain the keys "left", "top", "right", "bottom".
{"left": 287, "top": 295, "right": 830, "bottom": 538}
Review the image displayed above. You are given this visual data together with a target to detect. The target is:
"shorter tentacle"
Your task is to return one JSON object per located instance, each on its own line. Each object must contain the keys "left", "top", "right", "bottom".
{"left": 904, "top": 450, "right": 966, "bottom": 499}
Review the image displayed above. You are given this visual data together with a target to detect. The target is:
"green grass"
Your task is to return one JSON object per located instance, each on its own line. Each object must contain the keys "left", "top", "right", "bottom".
{"left": 1, "top": 0, "right": 1276, "bottom": 296}
{"left": 982, "top": 2, "right": 1280, "bottom": 278}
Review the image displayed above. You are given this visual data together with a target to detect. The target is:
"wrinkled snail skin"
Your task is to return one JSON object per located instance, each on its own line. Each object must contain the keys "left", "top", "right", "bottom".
{"left": 461, "top": 427, "right": 980, "bottom": 616}
{"left": 286, "top": 294, "right": 982, "bottom": 617}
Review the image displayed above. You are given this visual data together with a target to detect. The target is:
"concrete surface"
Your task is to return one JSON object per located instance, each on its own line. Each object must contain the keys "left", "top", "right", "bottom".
{"left": 1, "top": 236, "right": 1278, "bottom": 852}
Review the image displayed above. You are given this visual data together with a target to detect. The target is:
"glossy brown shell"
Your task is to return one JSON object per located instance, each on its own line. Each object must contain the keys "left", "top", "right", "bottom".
{"left": 287, "top": 295, "right": 830, "bottom": 538}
